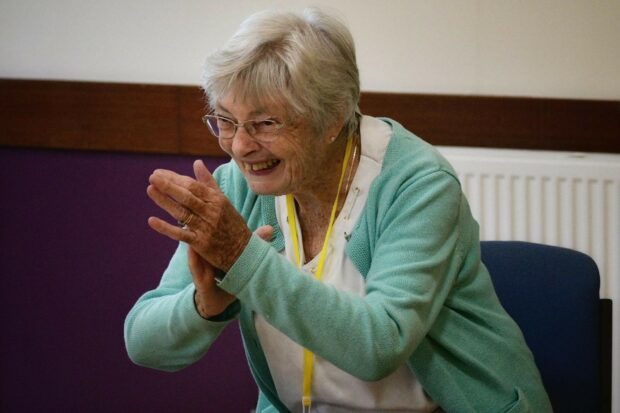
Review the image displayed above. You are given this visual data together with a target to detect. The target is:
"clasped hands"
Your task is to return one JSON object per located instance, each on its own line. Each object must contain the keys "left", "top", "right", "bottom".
{"left": 146, "top": 160, "right": 272, "bottom": 318}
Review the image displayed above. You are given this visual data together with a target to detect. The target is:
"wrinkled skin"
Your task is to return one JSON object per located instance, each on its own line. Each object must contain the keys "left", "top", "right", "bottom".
{"left": 147, "top": 159, "right": 272, "bottom": 318}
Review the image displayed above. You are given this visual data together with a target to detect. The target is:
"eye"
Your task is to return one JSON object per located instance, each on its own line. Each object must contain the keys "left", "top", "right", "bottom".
{"left": 216, "top": 116, "right": 235, "bottom": 130}
{"left": 254, "top": 119, "right": 279, "bottom": 133}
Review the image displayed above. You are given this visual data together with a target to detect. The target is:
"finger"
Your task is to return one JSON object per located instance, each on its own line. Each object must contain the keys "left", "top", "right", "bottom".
{"left": 188, "top": 248, "right": 222, "bottom": 300}
{"left": 149, "top": 174, "right": 210, "bottom": 216}
{"left": 147, "top": 216, "right": 196, "bottom": 244}
{"left": 149, "top": 171, "right": 193, "bottom": 194}
{"left": 146, "top": 184, "right": 192, "bottom": 225}
{"left": 187, "top": 246, "right": 201, "bottom": 274}
{"left": 193, "top": 160, "right": 218, "bottom": 189}
{"left": 150, "top": 169, "right": 212, "bottom": 200}
{"left": 188, "top": 247, "right": 207, "bottom": 280}
{"left": 150, "top": 169, "right": 195, "bottom": 186}
{"left": 255, "top": 225, "right": 274, "bottom": 241}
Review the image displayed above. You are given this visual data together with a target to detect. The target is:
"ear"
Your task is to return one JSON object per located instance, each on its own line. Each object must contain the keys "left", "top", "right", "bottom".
{"left": 325, "top": 115, "right": 346, "bottom": 144}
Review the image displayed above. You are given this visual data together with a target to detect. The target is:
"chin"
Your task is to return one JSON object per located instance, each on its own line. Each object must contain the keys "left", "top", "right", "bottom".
{"left": 243, "top": 168, "right": 291, "bottom": 196}
{"left": 246, "top": 181, "right": 286, "bottom": 196}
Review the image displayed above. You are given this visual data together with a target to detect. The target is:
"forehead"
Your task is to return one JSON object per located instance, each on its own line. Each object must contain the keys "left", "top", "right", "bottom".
{"left": 215, "top": 91, "right": 288, "bottom": 119}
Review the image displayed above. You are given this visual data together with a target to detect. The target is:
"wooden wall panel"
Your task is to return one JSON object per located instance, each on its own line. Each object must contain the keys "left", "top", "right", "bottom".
{"left": 1, "top": 78, "right": 618, "bottom": 155}
{"left": 1, "top": 79, "right": 181, "bottom": 154}
{"left": 360, "top": 92, "right": 620, "bottom": 153}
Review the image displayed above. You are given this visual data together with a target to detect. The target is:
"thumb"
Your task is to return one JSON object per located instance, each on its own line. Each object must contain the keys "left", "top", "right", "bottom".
{"left": 188, "top": 246, "right": 217, "bottom": 289}
{"left": 187, "top": 246, "right": 204, "bottom": 276}
{"left": 193, "top": 159, "right": 218, "bottom": 188}
{"left": 255, "top": 225, "right": 274, "bottom": 241}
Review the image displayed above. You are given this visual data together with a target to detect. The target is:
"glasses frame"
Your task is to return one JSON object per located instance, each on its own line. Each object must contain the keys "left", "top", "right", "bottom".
{"left": 202, "top": 113, "right": 286, "bottom": 143}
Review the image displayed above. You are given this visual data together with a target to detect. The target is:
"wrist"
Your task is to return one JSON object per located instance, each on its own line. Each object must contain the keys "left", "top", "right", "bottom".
{"left": 193, "top": 290, "right": 221, "bottom": 320}
{"left": 222, "top": 228, "right": 252, "bottom": 272}
{"left": 193, "top": 290, "right": 238, "bottom": 321}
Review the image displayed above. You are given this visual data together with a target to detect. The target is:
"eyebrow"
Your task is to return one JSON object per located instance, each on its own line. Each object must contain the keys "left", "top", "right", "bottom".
{"left": 215, "top": 103, "right": 269, "bottom": 119}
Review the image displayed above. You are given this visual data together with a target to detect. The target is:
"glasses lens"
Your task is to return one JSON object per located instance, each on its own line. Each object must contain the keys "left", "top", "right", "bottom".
{"left": 204, "top": 115, "right": 282, "bottom": 142}
{"left": 252, "top": 119, "right": 282, "bottom": 143}
{"left": 205, "top": 116, "right": 220, "bottom": 137}
{"left": 253, "top": 120, "right": 278, "bottom": 135}
{"left": 206, "top": 116, "right": 237, "bottom": 139}
{"left": 215, "top": 117, "right": 236, "bottom": 138}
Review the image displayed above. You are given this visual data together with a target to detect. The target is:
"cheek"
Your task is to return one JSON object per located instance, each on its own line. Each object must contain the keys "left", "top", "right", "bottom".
{"left": 220, "top": 139, "right": 234, "bottom": 155}
{"left": 293, "top": 153, "right": 316, "bottom": 177}
{"left": 280, "top": 141, "right": 313, "bottom": 175}
{"left": 283, "top": 130, "right": 315, "bottom": 160}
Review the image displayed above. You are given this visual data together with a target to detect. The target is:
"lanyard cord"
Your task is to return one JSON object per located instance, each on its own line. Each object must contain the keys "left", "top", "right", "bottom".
{"left": 285, "top": 136, "right": 354, "bottom": 412}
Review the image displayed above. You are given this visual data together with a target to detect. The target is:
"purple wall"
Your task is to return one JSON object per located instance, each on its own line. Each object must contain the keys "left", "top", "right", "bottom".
{"left": 0, "top": 148, "right": 258, "bottom": 412}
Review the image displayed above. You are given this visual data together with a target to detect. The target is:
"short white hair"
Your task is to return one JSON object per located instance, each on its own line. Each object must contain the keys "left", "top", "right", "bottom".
{"left": 202, "top": 7, "right": 360, "bottom": 139}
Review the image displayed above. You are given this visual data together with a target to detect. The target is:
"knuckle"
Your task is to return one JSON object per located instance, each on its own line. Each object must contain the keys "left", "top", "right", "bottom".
{"left": 212, "top": 192, "right": 227, "bottom": 208}
{"left": 181, "top": 192, "right": 194, "bottom": 207}
{"left": 187, "top": 183, "right": 209, "bottom": 210}
{"left": 188, "top": 181, "right": 202, "bottom": 193}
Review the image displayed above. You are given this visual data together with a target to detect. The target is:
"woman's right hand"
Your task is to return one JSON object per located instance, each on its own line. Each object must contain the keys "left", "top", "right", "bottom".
{"left": 189, "top": 225, "right": 274, "bottom": 319}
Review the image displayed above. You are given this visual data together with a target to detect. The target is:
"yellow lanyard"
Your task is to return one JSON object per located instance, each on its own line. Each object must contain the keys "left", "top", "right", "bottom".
{"left": 285, "top": 136, "right": 354, "bottom": 412}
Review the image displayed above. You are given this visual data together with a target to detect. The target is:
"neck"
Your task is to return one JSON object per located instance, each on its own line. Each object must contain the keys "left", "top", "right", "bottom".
{"left": 293, "top": 134, "right": 358, "bottom": 220}
{"left": 290, "top": 134, "right": 360, "bottom": 258}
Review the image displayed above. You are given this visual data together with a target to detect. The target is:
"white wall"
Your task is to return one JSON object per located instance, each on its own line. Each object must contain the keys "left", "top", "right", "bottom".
{"left": 1, "top": 0, "right": 619, "bottom": 99}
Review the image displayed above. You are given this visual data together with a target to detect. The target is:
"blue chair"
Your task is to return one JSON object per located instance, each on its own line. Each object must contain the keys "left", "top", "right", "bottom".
{"left": 480, "top": 241, "right": 612, "bottom": 413}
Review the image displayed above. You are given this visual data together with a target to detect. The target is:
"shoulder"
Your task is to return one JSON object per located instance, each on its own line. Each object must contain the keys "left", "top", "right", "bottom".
{"left": 364, "top": 118, "right": 461, "bottom": 207}
{"left": 380, "top": 117, "right": 458, "bottom": 182}
{"left": 348, "top": 119, "right": 466, "bottom": 274}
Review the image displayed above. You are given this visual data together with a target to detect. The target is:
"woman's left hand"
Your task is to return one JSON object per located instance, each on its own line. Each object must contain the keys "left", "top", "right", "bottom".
{"left": 189, "top": 224, "right": 274, "bottom": 319}
{"left": 146, "top": 160, "right": 252, "bottom": 272}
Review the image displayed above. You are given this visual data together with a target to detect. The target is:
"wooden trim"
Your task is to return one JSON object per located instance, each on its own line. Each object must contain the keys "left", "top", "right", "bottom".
{"left": 0, "top": 79, "right": 221, "bottom": 156}
{"left": 1, "top": 78, "right": 619, "bottom": 155}
{"left": 362, "top": 92, "right": 620, "bottom": 153}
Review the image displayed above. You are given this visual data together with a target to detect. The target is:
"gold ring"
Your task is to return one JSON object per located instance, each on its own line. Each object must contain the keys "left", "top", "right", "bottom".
{"left": 178, "top": 209, "right": 194, "bottom": 227}
{"left": 185, "top": 213, "right": 195, "bottom": 226}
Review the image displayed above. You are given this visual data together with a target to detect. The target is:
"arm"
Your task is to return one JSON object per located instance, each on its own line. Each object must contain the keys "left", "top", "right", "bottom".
{"left": 219, "top": 170, "right": 464, "bottom": 380}
{"left": 123, "top": 242, "right": 236, "bottom": 372}
{"left": 124, "top": 160, "right": 250, "bottom": 371}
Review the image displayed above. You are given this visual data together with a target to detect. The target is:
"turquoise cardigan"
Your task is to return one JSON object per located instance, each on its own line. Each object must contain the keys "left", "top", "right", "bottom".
{"left": 125, "top": 119, "right": 551, "bottom": 413}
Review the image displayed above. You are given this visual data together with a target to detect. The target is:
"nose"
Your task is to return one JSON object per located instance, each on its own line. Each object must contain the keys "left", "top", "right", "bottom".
{"left": 229, "top": 124, "right": 261, "bottom": 157}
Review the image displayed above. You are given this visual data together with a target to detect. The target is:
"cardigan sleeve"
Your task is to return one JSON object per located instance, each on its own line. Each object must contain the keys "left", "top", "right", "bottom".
{"left": 218, "top": 169, "right": 465, "bottom": 381}
{"left": 123, "top": 165, "right": 240, "bottom": 372}
{"left": 123, "top": 242, "right": 238, "bottom": 371}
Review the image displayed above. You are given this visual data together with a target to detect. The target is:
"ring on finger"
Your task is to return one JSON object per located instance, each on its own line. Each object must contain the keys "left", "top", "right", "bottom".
{"left": 178, "top": 209, "right": 195, "bottom": 227}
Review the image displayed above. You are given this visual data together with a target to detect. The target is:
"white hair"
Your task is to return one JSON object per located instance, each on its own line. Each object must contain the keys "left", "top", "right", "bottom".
{"left": 202, "top": 7, "right": 360, "bottom": 139}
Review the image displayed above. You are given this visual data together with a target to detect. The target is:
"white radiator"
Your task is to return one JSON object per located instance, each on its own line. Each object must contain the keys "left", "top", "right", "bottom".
{"left": 438, "top": 146, "right": 619, "bottom": 411}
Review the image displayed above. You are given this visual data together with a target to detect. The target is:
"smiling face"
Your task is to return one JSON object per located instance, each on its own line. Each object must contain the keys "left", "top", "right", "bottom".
{"left": 215, "top": 93, "right": 343, "bottom": 198}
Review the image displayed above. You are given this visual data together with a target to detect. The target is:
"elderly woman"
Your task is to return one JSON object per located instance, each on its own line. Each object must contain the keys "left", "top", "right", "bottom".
{"left": 125, "top": 8, "right": 551, "bottom": 413}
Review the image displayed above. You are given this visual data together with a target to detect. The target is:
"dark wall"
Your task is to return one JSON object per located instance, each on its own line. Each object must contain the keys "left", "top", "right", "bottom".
{"left": 0, "top": 148, "right": 258, "bottom": 412}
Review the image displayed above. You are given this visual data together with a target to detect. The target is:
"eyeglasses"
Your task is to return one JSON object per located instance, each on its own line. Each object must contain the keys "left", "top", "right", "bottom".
{"left": 202, "top": 114, "right": 286, "bottom": 143}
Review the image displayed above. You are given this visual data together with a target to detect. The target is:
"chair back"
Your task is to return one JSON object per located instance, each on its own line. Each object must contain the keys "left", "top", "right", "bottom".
{"left": 480, "top": 241, "right": 611, "bottom": 413}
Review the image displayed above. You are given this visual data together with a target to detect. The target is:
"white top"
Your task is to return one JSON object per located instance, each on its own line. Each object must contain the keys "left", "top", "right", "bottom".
{"left": 254, "top": 116, "right": 438, "bottom": 413}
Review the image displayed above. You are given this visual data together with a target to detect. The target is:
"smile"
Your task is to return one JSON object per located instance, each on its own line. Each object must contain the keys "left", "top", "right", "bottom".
{"left": 247, "top": 159, "right": 281, "bottom": 172}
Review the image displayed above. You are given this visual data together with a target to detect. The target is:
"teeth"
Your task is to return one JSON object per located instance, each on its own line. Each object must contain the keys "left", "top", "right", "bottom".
{"left": 249, "top": 160, "right": 279, "bottom": 171}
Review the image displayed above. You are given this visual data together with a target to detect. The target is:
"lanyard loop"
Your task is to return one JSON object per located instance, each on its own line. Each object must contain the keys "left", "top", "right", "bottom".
{"left": 286, "top": 136, "right": 354, "bottom": 411}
